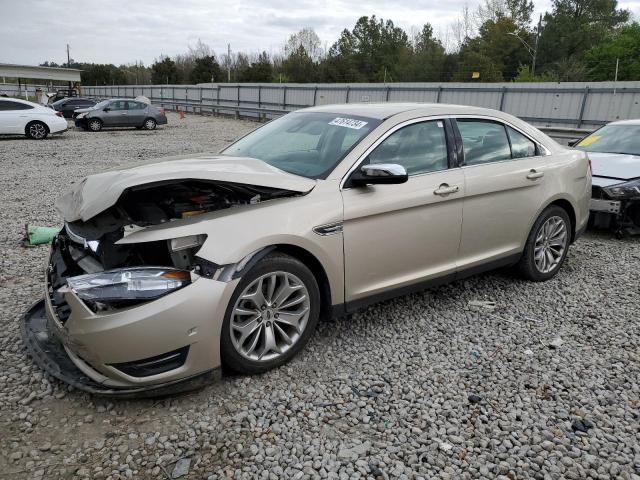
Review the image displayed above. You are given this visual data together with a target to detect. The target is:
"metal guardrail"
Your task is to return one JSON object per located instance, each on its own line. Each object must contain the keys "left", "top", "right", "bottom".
{"left": 83, "top": 81, "right": 640, "bottom": 130}
{"left": 85, "top": 93, "right": 593, "bottom": 144}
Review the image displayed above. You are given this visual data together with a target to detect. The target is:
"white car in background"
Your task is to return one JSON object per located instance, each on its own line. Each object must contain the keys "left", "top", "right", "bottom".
{"left": 0, "top": 97, "right": 68, "bottom": 139}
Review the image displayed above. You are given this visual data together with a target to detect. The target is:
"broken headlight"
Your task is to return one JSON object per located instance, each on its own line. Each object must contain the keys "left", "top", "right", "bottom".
{"left": 66, "top": 267, "right": 191, "bottom": 307}
{"left": 603, "top": 179, "right": 640, "bottom": 199}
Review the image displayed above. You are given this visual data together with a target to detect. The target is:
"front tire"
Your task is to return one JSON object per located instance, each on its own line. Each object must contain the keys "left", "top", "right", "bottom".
{"left": 221, "top": 253, "right": 321, "bottom": 374}
{"left": 25, "top": 121, "right": 48, "bottom": 140}
{"left": 88, "top": 118, "right": 103, "bottom": 132}
{"left": 517, "top": 205, "right": 571, "bottom": 281}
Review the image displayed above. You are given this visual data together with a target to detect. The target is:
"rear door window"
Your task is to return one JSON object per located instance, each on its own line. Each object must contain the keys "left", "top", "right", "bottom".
{"left": 457, "top": 120, "right": 511, "bottom": 165}
{"left": 127, "top": 101, "right": 147, "bottom": 110}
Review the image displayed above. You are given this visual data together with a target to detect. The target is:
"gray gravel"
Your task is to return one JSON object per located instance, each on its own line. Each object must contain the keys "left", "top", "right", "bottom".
{"left": 1, "top": 113, "right": 639, "bottom": 480}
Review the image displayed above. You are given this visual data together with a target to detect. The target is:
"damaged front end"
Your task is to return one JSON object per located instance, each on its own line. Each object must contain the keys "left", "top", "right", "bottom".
{"left": 22, "top": 173, "right": 308, "bottom": 397}
{"left": 590, "top": 179, "right": 640, "bottom": 236}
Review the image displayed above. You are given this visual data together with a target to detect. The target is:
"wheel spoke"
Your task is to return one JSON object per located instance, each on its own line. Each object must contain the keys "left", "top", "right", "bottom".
{"left": 232, "top": 316, "right": 262, "bottom": 346}
{"left": 280, "top": 293, "right": 306, "bottom": 310}
{"left": 274, "top": 323, "right": 293, "bottom": 346}
{"left": 260, "top": 324, "right": 279, "bottom": 359}
{"left": 275, "top": 308, "right": 308, "bottom": 334}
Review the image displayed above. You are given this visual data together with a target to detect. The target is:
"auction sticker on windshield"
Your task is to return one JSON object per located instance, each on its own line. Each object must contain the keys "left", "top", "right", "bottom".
{"left": 329, "top": 117, "right": 368, "bottom": 129}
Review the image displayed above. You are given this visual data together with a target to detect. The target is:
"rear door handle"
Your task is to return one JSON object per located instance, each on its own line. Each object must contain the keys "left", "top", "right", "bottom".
{"left": 434, "top": 184, "right": 460, "bottom": 196}
{"left": 526, "top": 169, "right": 544, "bottom": 180}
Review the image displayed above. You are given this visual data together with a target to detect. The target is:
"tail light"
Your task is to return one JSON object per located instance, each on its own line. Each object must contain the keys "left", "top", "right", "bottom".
{"left": 159, "top": 107, "right": 166, "bottom": 116}
{"left": 55, "top": 111, "right": 65, "bottom": 118}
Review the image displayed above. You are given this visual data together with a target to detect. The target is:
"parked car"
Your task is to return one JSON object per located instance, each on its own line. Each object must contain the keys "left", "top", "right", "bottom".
{"left": 573, "top": 120, "right": 640, "bottom": 236}
{"left": 74, "top": 98, "right": 167, "bottom": 131}
{"left": 0, "top": 97, "right": 67, "bottom": 139}
{"left": 52, "top": 97, "right": 97, "bottom": 119}
{"left": 22, "top": 103, "right": 591, "bottom": 397}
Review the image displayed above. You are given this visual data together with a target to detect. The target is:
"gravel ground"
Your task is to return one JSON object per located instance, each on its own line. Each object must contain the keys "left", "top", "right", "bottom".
{"left": 1, "top": 113, "right": 639, "bottom": 480}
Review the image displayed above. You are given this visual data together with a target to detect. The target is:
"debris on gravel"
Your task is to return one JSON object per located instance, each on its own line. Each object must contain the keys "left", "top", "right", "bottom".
{"left": 1, "top": 113, "right": 639, "bottom": 479}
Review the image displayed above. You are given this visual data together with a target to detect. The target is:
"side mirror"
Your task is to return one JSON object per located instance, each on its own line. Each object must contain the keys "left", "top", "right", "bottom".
{"left": 350, "top": 163, "right": 408, "bottom": 187}
{"left": 103, "top": 107, "right": 111, "bottom": 112}
{"left": 568, "top": 139, "right": 580, "bottom": 147}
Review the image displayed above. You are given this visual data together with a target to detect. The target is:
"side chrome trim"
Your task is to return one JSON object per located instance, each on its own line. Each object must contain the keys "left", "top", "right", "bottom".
{"left": 313, "top": 222, "right": 344, "bottom": 236}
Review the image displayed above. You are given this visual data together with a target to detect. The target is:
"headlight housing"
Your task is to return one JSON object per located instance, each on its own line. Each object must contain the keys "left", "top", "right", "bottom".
{"left": 603, "top": 179, "right": 640, "bottom": 199}
{"left": 67, "top": 267, "right": 191, "bottom": 308}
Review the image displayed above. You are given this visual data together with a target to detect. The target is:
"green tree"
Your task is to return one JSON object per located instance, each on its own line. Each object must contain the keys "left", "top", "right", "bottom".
{"left": 585, "top": 23, "right": 640, "bottom": 81}
{"left": 325, "top": 16, "right": 410, "bottom": 82}
{"left": 190, "top": 55, "right": 223, "bottom": 83}
{"left": 513, "top": 64, "right": 559, "bottom": 82}
{"left": 537, "top": 0, "right": 629, "bottom": 74}
{"left": 151, "top": 57, "right": 178, "bottom": 84}
{"left": 245, "top": 52, "right": 273, "bottom": 82}
{"left": 282, "top": 46, "right": 316, "bottom": 82}
{"left": 405, "top": 24, "right": 447, "bottom": 81}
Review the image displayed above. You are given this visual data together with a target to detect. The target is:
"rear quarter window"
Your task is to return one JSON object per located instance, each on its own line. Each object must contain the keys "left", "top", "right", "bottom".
{"left": 0, "top": 100, "right": 34, "bottom": 111}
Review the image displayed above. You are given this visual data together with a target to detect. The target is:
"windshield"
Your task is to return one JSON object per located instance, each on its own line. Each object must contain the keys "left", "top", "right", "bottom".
{"left": 221, "top": 112, "right": 380, "bottom": 178}
{"left": 93, "top": 100, "right": 109, "bottom": 109}
{"left": 575, "top": 124, "right": 640, "bottom": 156}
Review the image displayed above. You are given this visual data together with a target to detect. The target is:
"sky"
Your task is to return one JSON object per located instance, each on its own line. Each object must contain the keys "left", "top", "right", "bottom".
{"left": 1, "top": 0, "right": 640, "bottom": 66}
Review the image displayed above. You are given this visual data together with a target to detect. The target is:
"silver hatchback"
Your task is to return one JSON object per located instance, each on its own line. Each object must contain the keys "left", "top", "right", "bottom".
{"left": 74, "top": 98, "right": 168, "bottom": 131}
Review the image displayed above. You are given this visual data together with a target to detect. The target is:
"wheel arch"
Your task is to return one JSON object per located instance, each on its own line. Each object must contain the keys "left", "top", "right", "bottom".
{"left": 271, "top": 244, "right": 333, "bottom": 320}
{"left": 547, "top": 198, "right": 577, "bottom": 242}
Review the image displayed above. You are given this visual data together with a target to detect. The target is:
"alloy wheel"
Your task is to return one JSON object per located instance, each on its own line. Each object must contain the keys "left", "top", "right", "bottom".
{"left": 534, "top": 215, "right": 568, "bottom": 274}
{"left": 89, "top": 120, "right": 101, "bottom": 131}
{"left": 230, "top": 271, "right": 310, "bottom": 362}
{"left": 29, "top": 123, "right": 47, "bottom": 139}
{"left": 144, "top": 119, "right": 156, "bottom": 130}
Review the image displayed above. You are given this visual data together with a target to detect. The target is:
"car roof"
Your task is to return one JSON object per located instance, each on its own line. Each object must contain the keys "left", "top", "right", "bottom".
{"left": 607, "top": 119, "right": 640, "bottom": 126}
{"left": 299, "top": 102, "right": 509, "bottom": 120}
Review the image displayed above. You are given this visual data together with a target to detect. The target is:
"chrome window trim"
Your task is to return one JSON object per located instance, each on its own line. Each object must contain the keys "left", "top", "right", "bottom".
{"left": 339, "top": 114, "right": 551, "bottom": 189}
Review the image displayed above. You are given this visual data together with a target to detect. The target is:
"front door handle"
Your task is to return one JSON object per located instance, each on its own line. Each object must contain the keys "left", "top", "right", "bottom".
{"left": 434, "top": 183, "right": 460, "bottom": 196}
{"left": 526, "top": 169, "right": 544, "bottom": 180}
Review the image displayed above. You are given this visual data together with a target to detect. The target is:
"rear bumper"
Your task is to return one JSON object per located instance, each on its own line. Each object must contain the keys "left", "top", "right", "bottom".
{"left": 157, "top": 115, "right": 168, "bottom": 125}
{"left": 21, "top": 300, "right": 220, "bottom": 398}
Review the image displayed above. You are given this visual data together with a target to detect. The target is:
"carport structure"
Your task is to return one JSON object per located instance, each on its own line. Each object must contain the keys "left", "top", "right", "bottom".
{"left": 0, "top": 63, "right": 81, "bottom": 98}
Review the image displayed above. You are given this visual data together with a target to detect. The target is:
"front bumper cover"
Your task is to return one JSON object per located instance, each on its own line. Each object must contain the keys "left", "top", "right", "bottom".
{"left": 21, "top": 300, "right": 220, "bottom": 398}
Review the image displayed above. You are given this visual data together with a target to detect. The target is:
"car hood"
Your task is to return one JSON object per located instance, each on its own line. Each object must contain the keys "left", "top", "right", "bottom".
{"left": 589, "top": 151, "right": 640, "bottom": 185}
{"left": 74, "top": 107, "right": 93, "bottom": 113}
{"left": 56, "top": 155, "right": 317, "bottom": 222}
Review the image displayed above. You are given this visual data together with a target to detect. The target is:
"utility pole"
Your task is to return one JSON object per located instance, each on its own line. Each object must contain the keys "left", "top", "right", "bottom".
{"left": 532, "top": 14, "right": 542, "bottom": 76}
{"left": 67, "top": 44, "right": 72, "bottom": 89}
{"left": 614, "top": 58, "right": 619, "bottom": 95}
{"left": 227, "top": 43, "right": 231, "bottom": 82}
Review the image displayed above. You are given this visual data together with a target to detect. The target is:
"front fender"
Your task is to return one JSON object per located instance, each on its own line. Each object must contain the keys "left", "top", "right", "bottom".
{"left": 117, "top": 180, "right": 346, "bottom": 304}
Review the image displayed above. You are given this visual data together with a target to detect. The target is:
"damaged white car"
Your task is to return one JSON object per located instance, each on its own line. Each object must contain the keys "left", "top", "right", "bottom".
{"left": 574, "top": 119, "right": 640, "bottom": 236}
{"left": 22, "top": 103, "right": 591, "bottom": 397}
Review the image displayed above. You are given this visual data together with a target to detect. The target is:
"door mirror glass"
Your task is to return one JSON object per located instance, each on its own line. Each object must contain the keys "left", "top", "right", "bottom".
{"left": 350, "top": 163, "right": 408, "bottom": 186}
{"left": 103, "top": 107, "right": 110, "bottom": 112}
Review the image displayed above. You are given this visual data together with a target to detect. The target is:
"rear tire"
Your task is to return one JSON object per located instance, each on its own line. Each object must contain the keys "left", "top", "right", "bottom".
{"left": 143, "top": 118, "right": 157, "bottom": 130}
{"left": 88, "top": 118, "right": 102, "bottom": 132}
{"left": 517, "top": 205, "right": 571, "bottom": 281}
{"left": 25, "top": 121, "right": 49, "bottom": 140}
{"left": 221, "top": 253, "right": 320, "bottom": 375}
